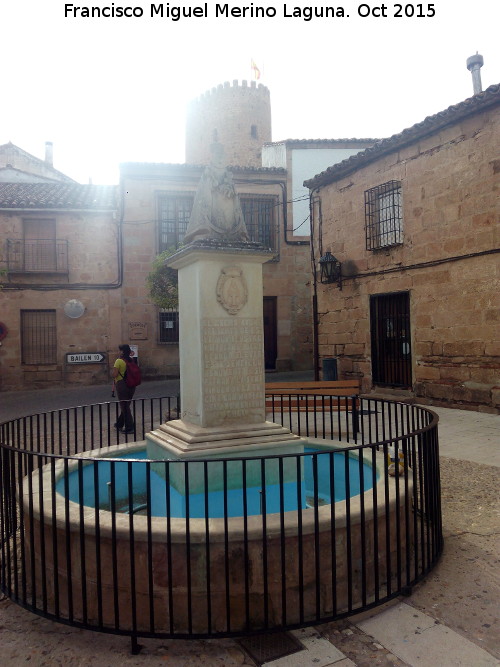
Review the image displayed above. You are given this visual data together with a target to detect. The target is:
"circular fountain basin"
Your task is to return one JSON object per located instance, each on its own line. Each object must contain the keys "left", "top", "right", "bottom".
{"left": 24, "top": 440, "right": 411, "bottom": 635}
{"left": 55, "top": 442, "right": 376, "bottom": 518}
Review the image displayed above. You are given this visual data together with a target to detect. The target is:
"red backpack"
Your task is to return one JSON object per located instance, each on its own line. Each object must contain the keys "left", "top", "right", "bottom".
{"left": 124, "top": 359, "right": 142, "bottom": 388}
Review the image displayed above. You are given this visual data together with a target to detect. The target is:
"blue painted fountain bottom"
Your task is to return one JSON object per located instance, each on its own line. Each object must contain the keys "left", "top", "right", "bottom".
{"left": 56, "top": 447, "right": 376, "bottom": 519}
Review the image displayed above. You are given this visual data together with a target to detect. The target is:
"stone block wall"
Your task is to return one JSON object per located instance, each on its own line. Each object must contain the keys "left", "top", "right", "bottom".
{"left": 314, "top": 104, "right": 499, "bottom": 411}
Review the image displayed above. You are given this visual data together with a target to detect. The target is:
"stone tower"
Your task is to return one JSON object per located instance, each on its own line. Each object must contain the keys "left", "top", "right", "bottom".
{"left": 185, "top": 80, "right": 272, "bottom": 167}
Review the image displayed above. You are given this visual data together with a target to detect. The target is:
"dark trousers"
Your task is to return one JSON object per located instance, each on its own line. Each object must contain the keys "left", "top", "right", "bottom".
{"left": 115, "top": 380, "right": 136, "bottom": 430}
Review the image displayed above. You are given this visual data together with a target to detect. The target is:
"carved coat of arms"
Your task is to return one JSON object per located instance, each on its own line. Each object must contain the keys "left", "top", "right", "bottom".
{"left": 216, "top": 266, "right": 248, "bottom": 315}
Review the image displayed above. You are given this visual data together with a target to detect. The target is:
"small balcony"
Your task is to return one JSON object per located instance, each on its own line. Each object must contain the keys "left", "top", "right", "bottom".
{"left": 7, "top": 239, "right": 69, "bottom": 274}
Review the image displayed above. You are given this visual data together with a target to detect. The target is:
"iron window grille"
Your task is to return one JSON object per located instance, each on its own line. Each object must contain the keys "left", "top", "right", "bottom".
{"left": 21, "top": 310, "right": 57, "bottom": 364}
{"left": 365, "top": 181, "right": 403, "bottom": 250}
{"left": 240, "top": 195, "right": 277, "bottom": 249}
{"left": 157, "top": 193, "right": 278, "bottom": 252}
{"left": 159, "top": 309, "right": 179, "bottom": 343}
{"left": 158, "top": 194, "right": 193, "bottom": 252}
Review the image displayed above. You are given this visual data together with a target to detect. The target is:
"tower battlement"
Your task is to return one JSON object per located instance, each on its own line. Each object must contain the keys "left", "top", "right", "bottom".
{"left": 192, "top": 80, "right": 271, "bottom": 104}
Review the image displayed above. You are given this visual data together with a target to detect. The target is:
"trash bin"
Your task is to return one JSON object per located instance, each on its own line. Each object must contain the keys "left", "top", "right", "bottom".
{"left": 322, "top": 357, "right": 338, "bottom": 381}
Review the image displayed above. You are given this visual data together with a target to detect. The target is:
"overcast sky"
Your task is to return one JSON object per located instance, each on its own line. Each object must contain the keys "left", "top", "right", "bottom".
{"left": 1, "top": 0, "right": 498, "bottom": 184}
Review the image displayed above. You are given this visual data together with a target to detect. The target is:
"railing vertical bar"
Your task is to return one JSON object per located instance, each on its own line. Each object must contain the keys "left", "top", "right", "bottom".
{"left": 344, "top": 451, "right": 353, "bottom": 611}
{"left": 203, "top": 460, "right": 212, "bottom": 635}
{"left": 89, "top": 405, "right": 96, "bottom": 449}
{"left": 383, "top": 443, "right": 392, "bottom": 596}
{"left": 58, "top": 411, "right": 63, "bottom": 456}
{"left": 50, "top": 458, "right": 60, "bottom": 618}
{"left": 0, "top": 448, "right": 10, "bottom": 597}
{"left": 296, "top": 455, "right": 304, "bottom": 622}
{"left": 371, "top": 445, "right": 380, "bottom": 603}
{"left": 27, "top": 453, "right": 36, "bottom": 608}
{"left": 110, "top": 462, "right": 120, "bottom": 629}
{"left": 18, "top": 450, "right": 27, "bottom": 604}
{"left": 93, "top": 460, "right": 103, "bottom": 627}
{"left": 260, "top": 457, "right": 269, "bottom": 629}
{"left": 312, "top": 453, "right": 321, "bottom": 619}
{"left": 394, "top": 441, "right": 402, "bottom": 592}
{"left": 127, "top": 462, "right": 138, "bottom": 636}
{"left": 358, "top": 446, "right": 367, "bottom": 607}
{"left": 164, "top": 461, "right": 174, "bottom": 634}
{"left": 417, "top": 434, "right": 426, "bottom": 575}
{"left": 146, "top": 461, "right": 155, "bottom": 632}
{"left": 73, "top": 408, "right": 79, "bottom": 456}
{"left": 38, "top": 458, "right": 48, "bottom": 613}
{"left": 65, "top": 411, "right": 70, "bottom": 457}
{"left": 223, "top": 459, "right": 231, "bottom": 632}
{"left": 329, "top": 451, "right": 337, "bottom": 615}
{"left": 77, "top": 459, "right": 88, "bottom": 624}
{"left": 63, "top": 458, "right": 74, "bottom": 621}
{"left": 242, "top": 459, "right": 250, "bottom": 631}
{"left": 5, "top": 448, "right": 15, "bottom": 597}
{"left": 278, "top": 456, "right": 286, "bottom": 626}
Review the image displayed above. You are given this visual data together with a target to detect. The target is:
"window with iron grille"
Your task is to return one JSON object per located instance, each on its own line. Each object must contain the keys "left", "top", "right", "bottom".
{"left": 21, "top": 310, "right": 57, "bottom": 364}
{"left": 7, "top": 219, "right": 69, "bottom": 274}
{"left": 158, "top": 193, "right": 277, "bottom": 251}
{"left": 240, "top": 195, "right": 277, "bottom": 249}
{"left": 158, "top": 194, "right": 193, "bottom": 252}
{"left": 365, "top": 181, "right": 403, "bottom": 250}
{"left": 159, "top": 309, "right": 179, "bottom": 343}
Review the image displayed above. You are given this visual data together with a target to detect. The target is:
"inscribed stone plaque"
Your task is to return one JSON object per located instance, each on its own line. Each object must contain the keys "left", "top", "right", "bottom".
{"left": 128, "top": 322, "right": 148, "bottom": 340}
{"left": 202, "top": 317, "right": 264, "bottom": 421}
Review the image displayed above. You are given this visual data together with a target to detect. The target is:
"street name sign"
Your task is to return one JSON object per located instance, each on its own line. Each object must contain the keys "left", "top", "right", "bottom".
{"left": 66, "top": 352, "right": 106, "bottom": 364}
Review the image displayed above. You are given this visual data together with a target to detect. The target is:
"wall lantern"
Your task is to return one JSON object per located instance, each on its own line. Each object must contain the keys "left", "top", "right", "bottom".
{"left": 319, "top": 251, "right": 342, "bottom": 289}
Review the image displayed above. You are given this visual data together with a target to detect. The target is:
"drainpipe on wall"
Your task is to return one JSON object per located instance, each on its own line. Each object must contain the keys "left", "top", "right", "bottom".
{"left": 309, "top": 189, "right": 321, "bottom": 381}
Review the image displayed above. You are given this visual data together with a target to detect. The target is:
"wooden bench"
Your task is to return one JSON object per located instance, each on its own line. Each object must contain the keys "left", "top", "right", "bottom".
{"left": 265, "top": 379, "right": 361, "bottom": 413}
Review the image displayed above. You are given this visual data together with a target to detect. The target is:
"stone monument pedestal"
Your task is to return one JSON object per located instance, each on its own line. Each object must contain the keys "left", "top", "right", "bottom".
{"left": 146, "top": 241, "right": 302, "bottom": 466}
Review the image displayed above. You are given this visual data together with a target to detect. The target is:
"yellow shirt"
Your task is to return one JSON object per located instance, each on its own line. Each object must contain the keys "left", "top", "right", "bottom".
{"left": 114, "top": 358, "right": 127, "bottom": 381}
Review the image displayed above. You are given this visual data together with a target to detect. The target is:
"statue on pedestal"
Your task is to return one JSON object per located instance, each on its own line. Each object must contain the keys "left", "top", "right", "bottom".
{"left": 184, "top": 143, "right": 249, "bottom": 244}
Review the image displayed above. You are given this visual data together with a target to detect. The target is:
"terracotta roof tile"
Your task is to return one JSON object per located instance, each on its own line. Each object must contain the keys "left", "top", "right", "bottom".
{"left": 305, "top": 84, "right": 500, "bottom": 189}
{"left": 119, "top": 161, "right": 286, "bottom": 174}
{"left": 0, "top": 183, "right": 118, "bottom": 210}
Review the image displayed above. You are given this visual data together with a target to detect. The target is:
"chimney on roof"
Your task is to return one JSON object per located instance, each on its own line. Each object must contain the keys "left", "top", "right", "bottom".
{"left": 466, "top": 53, "right": 484, "bottom": 95}
{"left": 45, "top": 141, "right": 54, "bottom": 167}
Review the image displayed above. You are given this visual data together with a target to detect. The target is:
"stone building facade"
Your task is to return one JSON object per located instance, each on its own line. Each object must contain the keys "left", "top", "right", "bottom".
{"left": 305, "top": 85, "right": 500, "bottom": 412}
{"left": 0, "top": 181, "right": 119, "bottom": 391}
{"left": 118, "top": 160, "right": 315, "bottom": 379}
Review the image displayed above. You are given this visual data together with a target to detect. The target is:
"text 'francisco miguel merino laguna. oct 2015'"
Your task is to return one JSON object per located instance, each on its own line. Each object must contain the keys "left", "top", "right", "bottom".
{"left": 63, "top": 3, "right": 437, "bottom": 20}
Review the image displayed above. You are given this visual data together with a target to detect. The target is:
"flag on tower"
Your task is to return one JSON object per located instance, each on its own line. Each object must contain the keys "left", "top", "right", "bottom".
{"left": 251, "top": 59, "right": 261, "bottom": 80}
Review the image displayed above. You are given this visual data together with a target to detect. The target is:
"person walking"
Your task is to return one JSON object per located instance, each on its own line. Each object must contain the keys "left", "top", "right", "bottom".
{"left": 111, "top": 344, "right": 136, "bottom": 433}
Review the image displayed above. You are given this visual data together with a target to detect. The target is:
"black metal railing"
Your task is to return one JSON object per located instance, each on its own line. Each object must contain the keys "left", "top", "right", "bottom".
{"left": 0, "top": 393, "right": 442, "bottom": 650}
